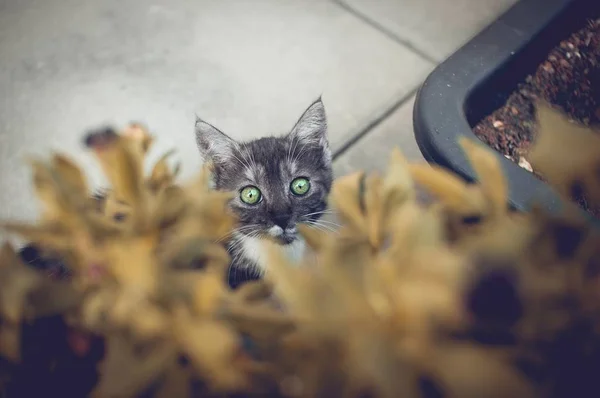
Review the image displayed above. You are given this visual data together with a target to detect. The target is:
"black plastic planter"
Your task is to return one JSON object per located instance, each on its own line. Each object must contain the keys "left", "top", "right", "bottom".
{"left": 413, "top": 0, "right": 600, "bottom": 224}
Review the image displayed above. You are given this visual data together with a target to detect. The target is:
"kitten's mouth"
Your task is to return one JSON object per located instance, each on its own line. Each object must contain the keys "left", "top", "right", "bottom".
{"left": 278, "top": 234, "right": 297, "bottom": 245}
{"left": 267, "top": 226, "right": 297, "bottom": 245}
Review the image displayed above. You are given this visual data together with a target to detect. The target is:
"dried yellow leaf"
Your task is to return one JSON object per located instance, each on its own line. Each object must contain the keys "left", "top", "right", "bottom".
{"left": 459, "top": 136, "right": 508, "bottom": 217}
{"left": 93, "top": 334, "right": 175, "bottom": 398}
{"left": 173, "top": 310, "right": 248, "bottom": 392}
{"left": 529, "top": 102, "right": 600, "bottom": 206}
{"left": 409, "top": 163, "right": 487, "bottom": 216}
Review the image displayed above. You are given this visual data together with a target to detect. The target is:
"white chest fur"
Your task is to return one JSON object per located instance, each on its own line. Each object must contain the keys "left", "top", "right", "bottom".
{"left": 239, "top": 235, "right": 306, "bottom": 272}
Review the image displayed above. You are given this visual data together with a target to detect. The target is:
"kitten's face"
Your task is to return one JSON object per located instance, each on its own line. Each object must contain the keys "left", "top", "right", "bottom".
{"left": 195, "top": 98, "right": 333, "bottom": 245}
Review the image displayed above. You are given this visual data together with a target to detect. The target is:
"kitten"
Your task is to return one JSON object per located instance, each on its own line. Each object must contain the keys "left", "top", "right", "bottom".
{"left": 195, "top": 98, "right": 333, "bottom": 288}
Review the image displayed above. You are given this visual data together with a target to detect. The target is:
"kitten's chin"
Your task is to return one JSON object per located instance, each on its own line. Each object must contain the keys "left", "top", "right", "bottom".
{"left": 278, "top": 235, "right": 297, "bottom": 245}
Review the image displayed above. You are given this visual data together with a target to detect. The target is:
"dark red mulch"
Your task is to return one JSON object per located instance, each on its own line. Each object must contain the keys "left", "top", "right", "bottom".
{"left": 473, "top": 18, "right": 600, "bottom": 216}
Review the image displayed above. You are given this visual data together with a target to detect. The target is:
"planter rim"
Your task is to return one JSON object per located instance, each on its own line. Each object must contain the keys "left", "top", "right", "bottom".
{"left": 413, "top": 0, "right": 600, "bottom": 226}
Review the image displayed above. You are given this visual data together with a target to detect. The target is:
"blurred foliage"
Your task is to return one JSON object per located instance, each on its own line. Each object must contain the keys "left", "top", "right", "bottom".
{"left": 1, "top": 104, "right": 600, "bottom": 398}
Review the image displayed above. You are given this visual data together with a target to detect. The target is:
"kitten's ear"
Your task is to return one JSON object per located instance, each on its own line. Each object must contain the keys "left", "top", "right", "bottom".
{"left": 289, "top": 97, "right": 329, "bottom": 149}
{"left": 195, "top": 117, "right": 236, "bottom": 164}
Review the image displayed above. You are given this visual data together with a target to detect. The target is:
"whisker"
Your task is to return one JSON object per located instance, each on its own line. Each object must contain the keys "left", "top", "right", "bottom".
{"left": 247, "top": 146, "right": 259, "bottom": 172}
{"left": 293, "top": 145, "right": 310, "bottom": 165}
{"left": 299, "top": 216, "right": 338, "bottom": 226}
{"left": 233, "top": 224, "right": 261, "bottom": 234}
{"left": 227, "top": 228, "right": 263, "bottom": 257}
{"left": 216, "top": 224, "right": 260, "bottom": 243}
{"left": 312, "top": 219, "right": 339, "bottom": 230}
{"left": 231, "top": 152, "right": 251, "bottom": 173}
{"left": 232, "top": 142, "right": 255, "bottom": 176}
{"left": 291, "top": 143, "right": 305, "bottom": 166}
{"left": 226, "top": 236, "right": 249, "bottom": 261}
{"left": 239, "top": 144, "right": 259, "bottom": 178}
{"left": 312, "top": 219, "right": 341, "bottom": 228}
{"left": 217, "top": 229, "right": 240, "bottom": 243}
{"left": 312, "top": 224, "right": 337, "bottom": 233}
{"left": 302, "top": 220, "right": 338, "bottom": 234}
{"left": 304, "top": 223, "right": 334, "bottom": 235}
{"left": 286, "top": 136, "right": 295, "bottom": 165}
{"left": 302, "top": 209, "right": 335, "bottom": 218}
{"left": 288, "top": 135, "right": 301, "bottom": 167}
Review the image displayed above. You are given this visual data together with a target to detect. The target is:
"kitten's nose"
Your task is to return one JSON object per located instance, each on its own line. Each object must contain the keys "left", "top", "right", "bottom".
{"left": 273, "top": 215, "right": 292, "bottom": 229}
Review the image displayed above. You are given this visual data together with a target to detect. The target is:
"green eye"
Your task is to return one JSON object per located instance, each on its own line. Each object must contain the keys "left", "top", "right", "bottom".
{"left": 290, "top": 177, "right": 311, "bottom": 196}
{"left": 240, "top": 186, "right": 262, "bottom": 205}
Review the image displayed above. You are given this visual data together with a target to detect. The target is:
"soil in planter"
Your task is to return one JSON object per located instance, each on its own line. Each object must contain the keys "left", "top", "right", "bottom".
{"left": 473, "top": 18, "right": 600, "bottom": 216}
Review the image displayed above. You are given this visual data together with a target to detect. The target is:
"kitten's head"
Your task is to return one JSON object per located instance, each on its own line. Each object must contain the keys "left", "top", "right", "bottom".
{"left": 195, "top": 98, "right": 333, "bottom": 245}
